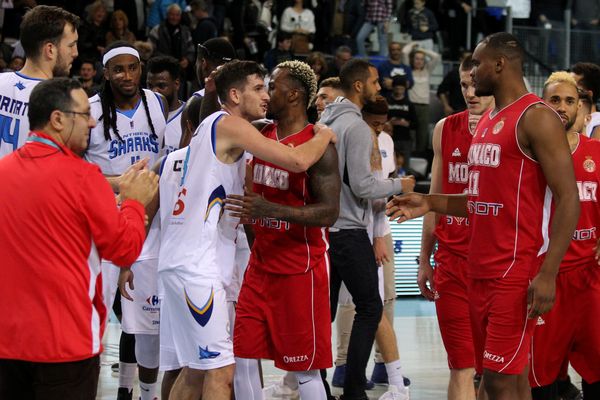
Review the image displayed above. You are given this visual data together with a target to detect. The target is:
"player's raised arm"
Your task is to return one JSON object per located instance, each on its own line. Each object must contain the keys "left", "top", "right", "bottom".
{"left": 221, "top": 116, "right": 335, "bottom": 173}
{"left": 520, "top": 104, "right": 580, "bottom": 318}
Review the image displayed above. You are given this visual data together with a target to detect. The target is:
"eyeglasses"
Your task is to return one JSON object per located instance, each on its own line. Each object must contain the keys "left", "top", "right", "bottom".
{"left": 62, "top": 110, "right": 92, "bottom": 120}
{"left": 197, "top": 43, "right": 233, "bottom": 62}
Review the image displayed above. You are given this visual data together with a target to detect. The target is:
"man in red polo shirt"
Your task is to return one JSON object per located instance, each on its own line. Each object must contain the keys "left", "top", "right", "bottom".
{"left": 0, "top": 78, "right": 158, "bottom": 400}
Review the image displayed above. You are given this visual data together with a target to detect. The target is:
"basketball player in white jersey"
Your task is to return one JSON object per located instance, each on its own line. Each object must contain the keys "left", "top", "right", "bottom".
{"left": 146, "top": 56, "right": 184, "bottom": 155}
{"left": 0, "top": 5, "right": 79, "bottom": 158}
{"left": 179, "top": 37, "right": 237, "bottom": 148}
{"left": 157, "top": 60, "right": 336, "bottom": 400}
{"left": 85, "top": 41, "right": 168, "bottom": 400}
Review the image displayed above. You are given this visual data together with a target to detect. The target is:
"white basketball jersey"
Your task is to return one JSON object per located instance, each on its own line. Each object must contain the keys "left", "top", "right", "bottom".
{"left": 163, "top": 104, "right": 184, "bottom": 155}
{"left": 0, "top": 72, "right": 43, "bottom": 158}
{"left": 158, "top": 110, "right": 245, "bottom": 288}
{"left": 85, "top": 89, "right": 166, "bottom": 176}
{"left": 86, "top": 88, "right": 166, "bottom": 260}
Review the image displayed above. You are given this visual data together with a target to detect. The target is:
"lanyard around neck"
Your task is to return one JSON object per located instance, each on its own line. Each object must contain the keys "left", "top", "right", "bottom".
{"left": 27, "top": 135, "right": 64, "bottom": 153}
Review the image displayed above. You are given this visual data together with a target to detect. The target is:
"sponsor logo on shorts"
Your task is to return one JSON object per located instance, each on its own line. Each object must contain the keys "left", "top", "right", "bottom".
{"left": 483, "top": 350, "right": 504, "bottom": 364}
{"left": 283, "top": 355, "right": 309, "bottom": 364}
{"left": 142, "top": 295, "right": 160, "bottom": 312}
{"left": 198, "top": 345, "right": 220, "bottom": 360}
{"left": 185, "top": 287, "right": 215, "bottom": 327}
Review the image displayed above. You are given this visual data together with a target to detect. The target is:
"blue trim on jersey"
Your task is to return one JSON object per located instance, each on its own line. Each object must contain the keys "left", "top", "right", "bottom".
{"left": 180, "top": 146, "right": 191, "bottom": 186}
{"left": 116, "top": 98, "right": 142, "bottom": 118}
{"left": 211, "top": 113, "right": 225, "bottom": 156}
{"left": 14, "top": 71, "right": 44, "bottom": 81}
{"left": 167, "top": 105, "right": 184, "bottom": 124}
{"left": 159, "top": 155, "right": 168, "bottom": 177}
{"left": 154, "top": 92, "right": 166, "bottom": 120}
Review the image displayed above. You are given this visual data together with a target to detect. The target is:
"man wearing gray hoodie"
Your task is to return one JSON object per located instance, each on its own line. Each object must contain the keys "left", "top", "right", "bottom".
{"left": 319, "top": 59, "right": 414, "bottom": 400}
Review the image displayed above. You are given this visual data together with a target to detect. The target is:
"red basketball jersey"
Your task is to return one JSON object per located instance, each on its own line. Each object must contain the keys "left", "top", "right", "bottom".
{"left": 561, "top": 134, "right": 600, "bottom": 272}
{"left": 249, "top": 123, "right": 329, "bottom": 275}
{"left": 467, "top": 93, "right": 551, "bottom": 279}
{"left": 434, "top": 110, "right": 472, "bottom": 255}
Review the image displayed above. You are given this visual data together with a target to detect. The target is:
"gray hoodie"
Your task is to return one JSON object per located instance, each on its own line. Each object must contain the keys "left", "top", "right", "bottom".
{"left": 320, "top": 97, "right": 404, "bottom": 230}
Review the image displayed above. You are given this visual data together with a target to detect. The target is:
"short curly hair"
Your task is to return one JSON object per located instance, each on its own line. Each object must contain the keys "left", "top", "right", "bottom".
{"left": 276, "top": 60, "right": 318, "bottom": 109}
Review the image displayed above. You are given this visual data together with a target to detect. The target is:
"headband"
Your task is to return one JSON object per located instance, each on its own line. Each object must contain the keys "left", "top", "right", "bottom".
{"left": 102, "top": 47, "right": 140, "bottom": 66}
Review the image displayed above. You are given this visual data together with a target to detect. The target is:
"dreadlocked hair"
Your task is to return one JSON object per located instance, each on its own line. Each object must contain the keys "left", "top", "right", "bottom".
{"left": 99, "top": 83, "right": 158, "bottom": 142}
{"left": 99, "top": 40, "right": 158, "bottom": 142}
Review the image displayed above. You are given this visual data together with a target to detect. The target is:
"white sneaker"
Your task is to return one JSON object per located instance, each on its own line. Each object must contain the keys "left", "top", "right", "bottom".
{"left": 379, "top": 384, "right": 409, "bottom": 400}
{"left": 263, "top": 377, "right": 300, "bottom": 400}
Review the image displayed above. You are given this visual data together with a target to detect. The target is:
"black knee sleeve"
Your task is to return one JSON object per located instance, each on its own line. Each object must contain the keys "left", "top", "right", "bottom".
{"left": 582, "top": 379, "right": 600, "bottom": 399}
{"left": 119, "top": 331, "right": 137, "bottom": 364}
{"left": 531, "top": 382, "right": 559, "bottom": 400}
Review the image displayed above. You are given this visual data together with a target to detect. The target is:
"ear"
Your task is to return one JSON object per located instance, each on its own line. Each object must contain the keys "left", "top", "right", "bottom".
{"left": 49, "top": 109, "right": 67, "bottom": 132}
{"left": 496, "top": 57, "right": 505, "bottom": 73}
{"left": 42, "top": 41, "right": 55, "bottom": 62}
{"left": 175, "top": 78, "right": 181, "bottom": 91}
{"left": 353, "top": 80, "right": 363, "bottom": 94}
{"left": 229, "top": 87, "right": 241, "bottom": 105}
{"left": 103, "top": 67, "right": 110, "bottom": 81}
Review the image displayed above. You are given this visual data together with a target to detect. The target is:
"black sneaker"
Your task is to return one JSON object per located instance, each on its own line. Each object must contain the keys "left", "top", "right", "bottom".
{"left": 557, "top": 377, "right": 582, "bottom": 400}
{"left": 116, "top": 387, "right": 133, "bottom": 400}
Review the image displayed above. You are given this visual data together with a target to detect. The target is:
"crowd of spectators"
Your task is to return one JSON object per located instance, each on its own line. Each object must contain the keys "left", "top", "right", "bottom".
{"left": 0, "top": 0, "right": 597, "bottom": 168}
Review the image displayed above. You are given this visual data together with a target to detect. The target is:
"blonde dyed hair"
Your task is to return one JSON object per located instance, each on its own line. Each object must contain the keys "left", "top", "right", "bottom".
{"left": 276, "top": 60, "right": 318, "bottom": 108}
{"left": 544, "top": 71, "right": 578, "bottom": 91}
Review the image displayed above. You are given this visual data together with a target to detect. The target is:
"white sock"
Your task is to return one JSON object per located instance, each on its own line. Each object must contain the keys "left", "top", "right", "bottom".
{"left": 118, "top": 362, "right": 136, "bottom": 391}
{"left": 385, "top": 360, "right": 407, "bottom": 392}
{"left": 139, "top": 381, "right": 158, "bottom": 400}
{"left": 233, "top": 357, "right": 263, "bottom": 400}
{"left": 294, "top": 370, "right": 326, "bottom": 400}
{"left": 284, "top": 371, "right": 299, "bottom": 390}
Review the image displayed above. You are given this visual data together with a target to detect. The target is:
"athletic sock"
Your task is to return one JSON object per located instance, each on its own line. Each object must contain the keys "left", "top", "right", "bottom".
{"left": 295, "top": 370, "right": 327, "bottom": 400}
{"left": 284, "top": 371, "right": 299, "bottom": 390}
{"left": 118, "top": 362, "right": 137, "bottom": 392}
{"left": 139, "top": 381, "right": 158, "bottom": 400}
{"left": 233, "top": 357, "right": 263, "bottom": 400}
{"left": 385, "top": 360, "right": 407, "bottom": 393}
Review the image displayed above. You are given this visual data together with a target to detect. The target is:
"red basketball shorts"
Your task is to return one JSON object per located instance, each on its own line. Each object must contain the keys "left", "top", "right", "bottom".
{"left": 234, "top": 260, "right": 332, "bottom": 371}
{"left": 469, "top": 274, "right": 537, "bottom": 375}
{"left": 434, "top": 249, "right": 475, "bottom": 370}
{"left": 529, "top": 264, "right": 600, "bottom": 386}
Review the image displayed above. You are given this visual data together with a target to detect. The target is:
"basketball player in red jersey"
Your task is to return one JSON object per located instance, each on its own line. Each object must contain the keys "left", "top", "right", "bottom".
{"left": 528, "top": 72, "right": 600, "bottom": 400}
{"left": 386, "top": 32, "right": 580, "bottom": 400}
{"left": 419, "top": 55, "right": 494, "bottom": 400}
{"left": 225, "top": 60, "right": 340, "bottom": 400}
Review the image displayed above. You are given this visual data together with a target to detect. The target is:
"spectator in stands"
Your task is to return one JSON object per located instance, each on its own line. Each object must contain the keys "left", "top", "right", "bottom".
{"left": 571, "top": 0, "right": 600, "bottom": 65}
{"left": 306, "top": 51, "right": 329, "bottom": 84}
{"left": 436, "top": 51, "right": 471, "bottom": 116}
{"left": 78, "top": 0, "right": 108, "bottom": 64}
{"left": 313, "top": 0, "right": 336, "bottom": 52}
{"left": 571, "top": 62, "right": 600, "bottom": 138}
{"left": 78, "top": 59, "right": 100, "bottom": 97}
{"left": 6, "top": 56, "right": 24, "bottom": 72}
{"left": 378, "top": 41, "right": 414, "bottom": 98}
{"left": 404, "top": 0, "right": 439, "bottom": 51}
{"left": 147, "top": 0, "right": 188, "bottom": 29}
{"left": 280, "top": 0, "right": 316, "bottom": 54}
{"left": 442, "top": 0, "right": 472, "bottom": 60}
{"left": 387, "top": 75, "right": 416, "bottom": 166}
{"left": 114, "top": 0, "right": 148, "bottom": 40}
{"left": 532, "top": 0, "right": 568, "bottom": 69}
{"left": 324, "top": 45, "right": 353, "bottom": 79}
{"left": 106, "top": 10, "right": 137, "bottom": 46}
{"left": 356, "top": 0, "right": 393, "bottom": 56}
{"left": 342, "top": 0, "right": 365, "bottom": 53}
{"left": 189, "top": 0, "right": 218, "bottom": 45}
{"left": 149, "top": 4, "right": 195, "bottom": 96}
{"left": 263, "top": 31, "right": 294, "bottom": 72}
{"left": 403, "top": 41, "right": 440, "bottom": 155}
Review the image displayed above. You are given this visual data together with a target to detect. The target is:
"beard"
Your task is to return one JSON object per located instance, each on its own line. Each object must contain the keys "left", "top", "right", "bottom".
{"left": 52, "top": 54, "right": 71, "bottom": 77}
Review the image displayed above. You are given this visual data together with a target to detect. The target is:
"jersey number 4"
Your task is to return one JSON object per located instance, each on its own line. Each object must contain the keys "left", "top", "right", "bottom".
{"left": 0, "top": 114, "right": 20, "bottom": 152}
